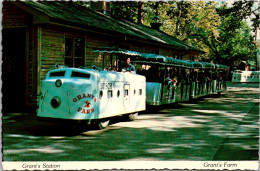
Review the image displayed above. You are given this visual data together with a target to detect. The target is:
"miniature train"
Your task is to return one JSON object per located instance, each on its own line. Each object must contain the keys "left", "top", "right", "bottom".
{"left": 232, "top": 70, "right": 260, "bottom": 83}
{"left": 37, "top": 48, "right": 229, "bottom": 130}
{"left": 37, "top": 68, "right": 146, "bottom": 129}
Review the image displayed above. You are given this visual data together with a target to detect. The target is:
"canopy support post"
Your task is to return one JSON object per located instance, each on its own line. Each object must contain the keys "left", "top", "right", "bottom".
{"left": 102, "top": 53, "right": 105, "bottom": 70}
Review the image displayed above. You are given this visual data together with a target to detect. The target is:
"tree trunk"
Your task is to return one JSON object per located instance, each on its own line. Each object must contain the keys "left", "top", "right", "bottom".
{"left": 255, "top": 28, "right": 258, "bottom": 71}
{"left": 138, "top": 1, "right": 144, "bottom": 24}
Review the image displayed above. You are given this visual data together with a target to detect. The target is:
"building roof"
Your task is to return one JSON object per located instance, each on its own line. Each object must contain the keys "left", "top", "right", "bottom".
{"left": 17, "top": 1, "right": 203, "bottom": 53}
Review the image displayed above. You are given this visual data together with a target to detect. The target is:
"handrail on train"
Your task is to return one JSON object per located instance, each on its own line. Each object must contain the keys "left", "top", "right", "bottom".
{"left": 93, "top": 47, "right": 229, "bottom": 70}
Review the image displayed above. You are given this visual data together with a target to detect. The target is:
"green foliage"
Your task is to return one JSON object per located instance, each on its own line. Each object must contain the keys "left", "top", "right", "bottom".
{"left": 74, "top": 1, "right": 90, "bottom": 8}
{"left": 159, "top": 1, "right": 192, "bottom": 37}
{"left": 217, "top": 20, "right": 256, "bottom": 66}
{"left": 217, "top": 1, "right": 257, "bottom": 33}
{"left": 110, "top": 1, "right": 139, "bottom": 23}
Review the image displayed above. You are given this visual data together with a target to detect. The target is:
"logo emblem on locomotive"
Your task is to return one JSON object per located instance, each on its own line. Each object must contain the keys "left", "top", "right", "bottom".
{"left": 72, "top": 93, "right": 97, "bottom": 114}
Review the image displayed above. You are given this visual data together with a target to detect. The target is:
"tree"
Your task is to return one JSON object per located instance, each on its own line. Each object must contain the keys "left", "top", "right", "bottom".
{"left": 159, "top": 1, "right": 191, "bottom": 37}
{"left": 110, "top": 1, "right": 139, "bottom": 23}
{"left": 138, "top": 1, "right": 144, "bottom": 24}
{"left": 156, "top": 1, "right": 257, "bottom": 69}
{"left": 215, "top": 1, "right": 258, "bottom": 69}
{"left": 154, "top": 1, "right": 221, "bottom": 60}
{"left": 217, "top": 1, "right": 258, "bottom": 33}
{"left": 217, "top": 20, "right": 256, "bottom": 68}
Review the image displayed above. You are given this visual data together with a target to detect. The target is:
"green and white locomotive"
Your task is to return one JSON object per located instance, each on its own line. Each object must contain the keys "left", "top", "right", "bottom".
{"left": 37, "top": 67, "right": 146, "bottom": 129}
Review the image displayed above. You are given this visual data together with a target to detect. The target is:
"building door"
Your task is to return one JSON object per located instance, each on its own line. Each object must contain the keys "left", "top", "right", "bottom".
{"left": 2, "top": 28, "right": 26, "bottom": 112}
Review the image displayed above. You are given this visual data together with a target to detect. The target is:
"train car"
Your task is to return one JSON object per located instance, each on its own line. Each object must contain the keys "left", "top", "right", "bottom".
{"left": 190, "top": 62, "right": 228, "bottom": 98}
{"left": 132, "top": 54, "right": 226, "bottom": 105}
{"left": 213, "top": 64, "right": 229, "bottom": 94}
{"left": 232, "top": 70, "right": 260, "bottom": 83}
{"left": 133, "top": 53, "right": 189, "bottom": 105}
{"left": 37, "top": 67, "right": 146, "bottom": 129}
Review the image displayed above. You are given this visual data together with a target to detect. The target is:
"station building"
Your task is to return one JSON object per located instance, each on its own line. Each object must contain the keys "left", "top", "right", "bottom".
{"left": 2, "top": 1, "right": 203, "bottom": 111}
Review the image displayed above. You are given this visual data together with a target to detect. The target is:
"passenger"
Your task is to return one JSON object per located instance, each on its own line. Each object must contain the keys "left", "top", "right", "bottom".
{"left": 185, "top": 69, "right": 190, "bottom": 84}
{"left": 218, "top": 71, "right": 224, "bottom": 89}
{"left": 179, "top": 70, "right": 187, "bottom": 99}
{"left": 205, "top": 70, "right": 211, "bottom": 93}
{"left": 190, "top": 70, "right": 198, "bottom": 95}
{"left": 216, "top": 71, "right": 221, "bottom": 89}
{"left": 196, "top": 70, "right": 203, "bottom": 95}
{"left": 147, "top": 66, "right": 157, "bottom": 82}
{"left": 191, "top": 69, "right": 199, "bottom": 82}
{"left": 204, "top": 70, "right": 211, "bottom": 82}
{"left": 121, "top": 57, "right": 136, "bottom": 73}
{"left": 165, "top": 73, "right": 175, "bottom": 100}
{"left": 184, "top": 69, "right": 190, "bottom": 98}
{"left": 198, "top": 71, "right": 206, "bottom": 94}
{"left": 223, "top": 70, "right": 228, "bottom": 89}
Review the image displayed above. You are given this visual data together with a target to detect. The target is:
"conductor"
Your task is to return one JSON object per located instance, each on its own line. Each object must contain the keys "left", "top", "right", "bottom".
{"left": 121, "top": 57, "right": 136, "bottom": 73}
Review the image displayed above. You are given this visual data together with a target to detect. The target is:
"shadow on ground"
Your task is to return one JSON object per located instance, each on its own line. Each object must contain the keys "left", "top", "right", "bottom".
{"left": 2, "top": 82, "right": 259, "bottom": 161}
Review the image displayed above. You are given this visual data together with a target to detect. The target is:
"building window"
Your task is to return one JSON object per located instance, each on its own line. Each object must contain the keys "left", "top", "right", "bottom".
{"left": 65, "top": 37, "right": 84, "bottom": 67}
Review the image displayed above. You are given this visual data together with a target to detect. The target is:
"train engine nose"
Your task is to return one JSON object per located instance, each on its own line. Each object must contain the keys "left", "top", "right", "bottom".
{"left": 38, "top": 68, "right": 99, "bottom": 120}
{"left": 50, "top": 96, "right": 61, "bottom": 108}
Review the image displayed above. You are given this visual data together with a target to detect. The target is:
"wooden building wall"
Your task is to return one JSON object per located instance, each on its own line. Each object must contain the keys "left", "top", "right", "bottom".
{"left": 85, "top": 34, "right": 115, "bottom": 68}
{"left": 2, "top": 2, "right": 30, "bottom": 28}
{"left": 41, "top": 26, "right": 65, "bottom": 80}
{"left": 27, "top": 27, "right": 39, "bottom": 107}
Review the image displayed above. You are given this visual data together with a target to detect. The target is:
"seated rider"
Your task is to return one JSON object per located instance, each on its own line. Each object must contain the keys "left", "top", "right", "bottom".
{"left": 121, "top": 57, "right": 136, "bottom": 74}
{"left": 165, "top": 73, "right": 176, "bottom": 99}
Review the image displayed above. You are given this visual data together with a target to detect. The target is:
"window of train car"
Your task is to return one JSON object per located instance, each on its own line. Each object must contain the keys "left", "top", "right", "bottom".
{"left": 134, "top": 89, "right": 136, "bottom": 95}
{"left": 108, "top": 90, "right": 113, "bottom": 98}
{"left": 139, "top": 89, "right": 142, "bottom": 95}
{"left": 117, "top": 90, "right": 120, "bottom": 97}
{"left": 125, "top": 90, "right": 129, "bottom": 96}
{"left": 71, "top": 71, "right": 90, "bottom": 79}
{"left": 100, "top": 91, "right": 103, "bottom": 98}
{"left": 49, "top": 71, "right": 66, "bottom": 77}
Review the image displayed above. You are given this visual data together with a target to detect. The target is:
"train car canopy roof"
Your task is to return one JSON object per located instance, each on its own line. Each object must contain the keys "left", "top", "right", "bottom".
{"left": 93, "top": 47, "right": 228, "bottom": 69}
{"left": 93, "top": 47, "right": 141, "bottom": 56}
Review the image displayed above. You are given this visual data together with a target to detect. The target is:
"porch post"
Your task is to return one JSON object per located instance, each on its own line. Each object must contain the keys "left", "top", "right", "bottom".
{"left": 36, "top": 26, "right": 42, "bottom": 106}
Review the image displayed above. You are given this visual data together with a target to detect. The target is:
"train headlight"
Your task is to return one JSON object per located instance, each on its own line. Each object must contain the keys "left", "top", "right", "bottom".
{"left": 55, "top": 79, "right": 62, "bottom": 87}
{"left": 51, "top": 96, "right": 61, "bottom": 108}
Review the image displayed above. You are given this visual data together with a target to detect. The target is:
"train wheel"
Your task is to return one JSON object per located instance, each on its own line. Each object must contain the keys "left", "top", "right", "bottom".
{"left": 70, "top": 121, "right": 90, "bottom": 133}
{"left": 125, "top": 113, "right": 138, "bottom": 121}
{"left": 97, "top": 119, "right": 110, "bottom": 130}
